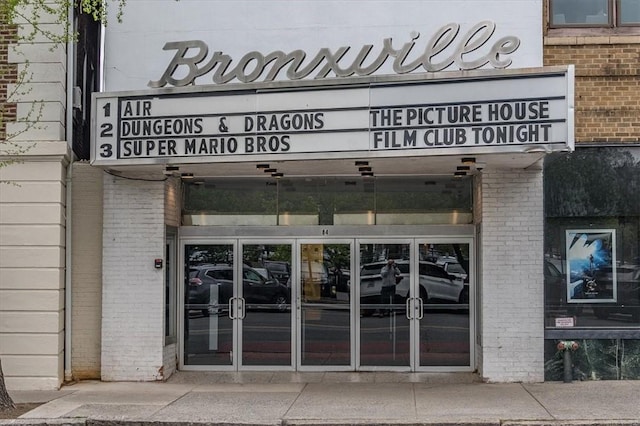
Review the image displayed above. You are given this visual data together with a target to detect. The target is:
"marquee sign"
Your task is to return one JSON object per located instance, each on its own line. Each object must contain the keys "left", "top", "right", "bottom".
{"left": 91, "top": 67, "right": 574, "bottom": 166}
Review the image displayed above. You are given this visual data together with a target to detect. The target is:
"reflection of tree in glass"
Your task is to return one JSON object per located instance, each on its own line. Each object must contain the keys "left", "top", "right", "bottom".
{"left": 271, "top": 245, "right": 292, "bottom": 262}
{"left": 183, "top": 182, "right": 277, "bottom": 213}
{"left": 187, "top": 245, "right": 233, "bottom": 265}
{"left": 544, "top": 148, "right": 640, "bottom": 264}
{"left": 545, "top": 148, "right": 640, "bottom": 217}
{"left": 324, "top": 244, "right": 350, "bottom": 270}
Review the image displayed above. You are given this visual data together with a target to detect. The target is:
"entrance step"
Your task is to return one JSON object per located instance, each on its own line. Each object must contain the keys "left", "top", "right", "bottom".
{"left": 166, "top": 371, "right": 481, "bottom": 385}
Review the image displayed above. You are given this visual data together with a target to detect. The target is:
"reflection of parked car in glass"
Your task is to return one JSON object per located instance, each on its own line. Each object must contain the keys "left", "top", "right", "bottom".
{"left": 188, "top": 264, "right": 290, "bottom": 315}
{"left": 436, "top": 257, "right": 468, "bottom": 283}
{"left": 419, "top": 261, "right": 468, "bottom": 303}
{"left": 544, "top": 260, "right": 565, "bottom": 304}
{"left": 591, "top": 264, "right": 640, "bottom": 321}
{"left": 301, "top": 260, "right": 332, "bottom": 299}
{"left": 253, "top": 267, "right": 276, "bottom": 281}
{"left": 333, "top": 268, "right": 351, "bottom": 301}
{"left": 263, "top": 260, "right": 291, "bottom": 286}
{"left": 359, "top": 260, "right": 467, "bottom": 313}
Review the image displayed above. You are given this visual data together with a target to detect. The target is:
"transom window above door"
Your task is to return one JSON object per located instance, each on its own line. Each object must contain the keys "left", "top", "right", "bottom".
{"left": 182, "top": 176, "right": 473, "bottom": 227}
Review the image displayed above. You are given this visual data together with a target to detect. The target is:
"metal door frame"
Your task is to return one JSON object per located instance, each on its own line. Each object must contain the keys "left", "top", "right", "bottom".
{"left": 179, "top": 238, "right": 237, "bottom": 371}
{"left": 356, "top": 238, "right": 415, "bottom": 371}
{"left": 413, "top": 237, "right": 475, "bottom": 372}
{"left": 295, "top": 239, "right": 355, "bottom": 371}
{"left": 238, "top": 239, "right": 296, "bottom": 371}
{"left": 178, "top": 226, "right": 475, "bottom": 372}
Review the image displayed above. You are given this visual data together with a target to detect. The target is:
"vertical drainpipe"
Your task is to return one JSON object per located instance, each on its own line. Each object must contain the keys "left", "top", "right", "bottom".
{"left": 64, "top": 1, "right": 75, "bottom": 383}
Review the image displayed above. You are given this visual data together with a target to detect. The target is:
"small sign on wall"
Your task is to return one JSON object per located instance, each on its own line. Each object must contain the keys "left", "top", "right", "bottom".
{"left": 554, "top": 317, "right": 575, "bottom": 328}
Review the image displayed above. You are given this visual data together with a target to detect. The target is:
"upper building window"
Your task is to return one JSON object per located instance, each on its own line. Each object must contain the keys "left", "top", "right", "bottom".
{"left": 550, "top": 0, "right": 640, "bottom": 27}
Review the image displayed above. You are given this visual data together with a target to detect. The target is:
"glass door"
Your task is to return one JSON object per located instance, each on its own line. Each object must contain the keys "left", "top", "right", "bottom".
{"left": 240, "top": 242, "right": 293, "bottom": 368}
{"left": 358, "top": 240, "right": 413, "bottom": 369}
{"left": 183, "top": 241, "right": 295, "bottom": 369}
{"left": 183, "top": 242, "right": 236, "bottom": 367}
{"left": 297, "top": 241, "right": 353, "bottom": 369}
{"left": 181, "top": 237, "right": 473, "bottom": 372}
{"left": 416, "top": 240, "right": 472, "bottom": 369}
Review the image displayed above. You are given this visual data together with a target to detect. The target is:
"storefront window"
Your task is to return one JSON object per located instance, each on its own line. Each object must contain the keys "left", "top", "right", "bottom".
{"left": 182, "top": 176, "right": 473, "bottom": 226}
{"left": 544, "top": 146, "right": 640, "bottom": 329}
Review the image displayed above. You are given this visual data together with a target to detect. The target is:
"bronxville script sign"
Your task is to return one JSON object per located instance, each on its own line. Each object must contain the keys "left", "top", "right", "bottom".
{"left": 148, "top": 21, "right": 520, "bottom": 87}
{"left": 91, "top": 67, "right": 574, "bottom": 166}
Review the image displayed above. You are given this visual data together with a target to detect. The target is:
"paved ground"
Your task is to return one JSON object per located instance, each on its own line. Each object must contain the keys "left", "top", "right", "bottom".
{"left": 3, "top": 372, "right": 640, "bottom": 425}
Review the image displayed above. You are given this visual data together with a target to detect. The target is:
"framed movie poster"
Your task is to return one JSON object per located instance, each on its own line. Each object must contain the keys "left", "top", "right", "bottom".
{"left": 566, "top": 229, "right": 617, "bottom": 304}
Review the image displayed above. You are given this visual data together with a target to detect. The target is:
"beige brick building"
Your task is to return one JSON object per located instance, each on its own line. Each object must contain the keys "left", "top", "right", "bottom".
{"left": 541, "top": 0, "right": 640, "bottom": 380}
{"left": 544, "top": 40, "right": 640, "bottom": 143}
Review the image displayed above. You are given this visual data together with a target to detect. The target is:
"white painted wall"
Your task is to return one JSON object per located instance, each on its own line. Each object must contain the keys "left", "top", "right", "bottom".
{"left": 70, "top": 162, "right": 104, "bottom": 379}
{"left": 101, "top": 174, "right": 166, "bottom": 381}
{"left": 103, "top": 0, "right": 543, "bottom": 91}
{"left": 479, "top": 167, "right": 545, "bottom": 382}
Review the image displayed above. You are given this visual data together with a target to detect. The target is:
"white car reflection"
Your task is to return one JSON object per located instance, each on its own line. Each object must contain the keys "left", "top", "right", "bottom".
{"left": 359, "top": 260, "right": 467, "bottom": 305}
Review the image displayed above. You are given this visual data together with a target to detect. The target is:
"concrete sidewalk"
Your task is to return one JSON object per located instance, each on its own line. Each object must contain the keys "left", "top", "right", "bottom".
{"left": 4, "top": 372, "right": 640, "bottom": 425}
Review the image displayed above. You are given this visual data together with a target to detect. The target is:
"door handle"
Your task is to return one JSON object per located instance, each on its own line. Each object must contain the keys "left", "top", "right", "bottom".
{"left": 239, "top": 297, "right": 246, "bottom": 319}
{"left": 406, "top": 297, "right": 413, "bottom": 320}
{"left": 228, "top": 297, "right": 236, "bottom": 319}
{"left": 417, "top": 297, "right": 424, "bottom": 320}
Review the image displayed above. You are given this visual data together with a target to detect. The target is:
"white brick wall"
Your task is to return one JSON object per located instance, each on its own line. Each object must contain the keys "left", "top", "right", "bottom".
{"left": 101, "top": 174, "right": 166, "bottom": 381}
{"left": 71, "top": 162, "right": 103, "bottom": 379}
{"left": 479, "top": 168, "right": 545, "bottom": 383}
{"left": 163, "top": 343, "right": 177, "bottom": 379}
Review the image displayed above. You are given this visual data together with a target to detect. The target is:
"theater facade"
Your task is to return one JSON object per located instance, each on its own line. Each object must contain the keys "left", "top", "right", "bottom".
{"left": 75, "top": 0, "right": 578, "bottom": 383}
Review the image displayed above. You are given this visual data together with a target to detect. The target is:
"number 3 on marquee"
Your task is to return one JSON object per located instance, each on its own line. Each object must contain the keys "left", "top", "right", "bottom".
{"left": 100, "top": 143, "right": 113, "bottom": 158}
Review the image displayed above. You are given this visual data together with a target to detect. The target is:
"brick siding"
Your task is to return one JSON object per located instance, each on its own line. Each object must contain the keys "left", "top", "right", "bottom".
{"left": 544, "top": 41, "right": 640, "bottom": 143}
{"left": 0, "top": 8, "right": 18, "bottom": 141}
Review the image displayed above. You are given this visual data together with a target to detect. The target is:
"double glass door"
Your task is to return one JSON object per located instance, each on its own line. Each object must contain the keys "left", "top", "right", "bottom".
{"left": 181, "top": 238, "right": 472, "bottom": 371}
